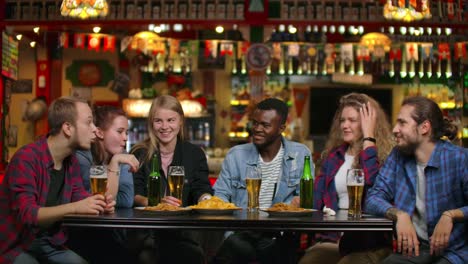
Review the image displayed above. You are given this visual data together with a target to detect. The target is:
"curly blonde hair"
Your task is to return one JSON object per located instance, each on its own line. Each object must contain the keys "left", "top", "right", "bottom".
{"left": 321, "top": 93, "right": 394, "bottom": 166}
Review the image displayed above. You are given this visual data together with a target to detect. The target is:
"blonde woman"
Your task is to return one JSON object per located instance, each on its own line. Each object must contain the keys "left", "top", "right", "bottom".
{"left": 131, "top": 95, "right": 212, "bottom": 264}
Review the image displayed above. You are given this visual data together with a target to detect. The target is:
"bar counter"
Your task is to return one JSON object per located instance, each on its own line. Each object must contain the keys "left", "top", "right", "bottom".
{"left": 63, "top": 208, "right": 393, "bottom": 232}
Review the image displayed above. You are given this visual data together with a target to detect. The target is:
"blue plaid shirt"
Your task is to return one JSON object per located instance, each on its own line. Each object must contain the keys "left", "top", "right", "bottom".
{"left": 366, "top": 140, "right": 468, "bottom": 264}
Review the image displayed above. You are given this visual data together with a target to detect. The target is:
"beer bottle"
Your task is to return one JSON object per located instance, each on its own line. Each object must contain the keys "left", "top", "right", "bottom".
{"left": 300, "top": 155, "right": 314, "bottom": 209}
{"left": 147, "top": 153, "right": 161, "bottom": 206}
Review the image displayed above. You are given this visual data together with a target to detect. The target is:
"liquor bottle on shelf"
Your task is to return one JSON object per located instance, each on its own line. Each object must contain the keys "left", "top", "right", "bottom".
{"left": 204, "top": 122, "right": 210, "bottom": 147}
{"left": 300, "top": 155, "right": 314, "bottom": 209}
{"left": 147, "top": 153, "right": 161, "bottom": 206}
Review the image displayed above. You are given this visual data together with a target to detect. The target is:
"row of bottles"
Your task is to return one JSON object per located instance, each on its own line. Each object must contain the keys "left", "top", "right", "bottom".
{"left": 187, "top": 121, "right": 212, "bottom": 148}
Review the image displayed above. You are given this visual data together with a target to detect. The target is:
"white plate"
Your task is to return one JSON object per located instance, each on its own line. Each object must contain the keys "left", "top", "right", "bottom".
{"left": 261, "top": 209, "right": 317, "bottom": 217}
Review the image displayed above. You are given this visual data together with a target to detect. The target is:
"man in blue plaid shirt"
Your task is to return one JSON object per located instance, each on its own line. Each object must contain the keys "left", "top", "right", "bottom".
{"left": 366, "top": 96, "right": 467, "bottom": 264}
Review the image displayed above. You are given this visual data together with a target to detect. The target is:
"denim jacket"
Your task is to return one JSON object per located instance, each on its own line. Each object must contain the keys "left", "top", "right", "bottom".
{"left": 214, "top": 137, "right": 311, "bottom": 208}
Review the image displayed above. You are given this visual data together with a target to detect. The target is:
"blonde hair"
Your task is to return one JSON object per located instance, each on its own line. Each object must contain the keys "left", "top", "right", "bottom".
{"left": 322, "top": 93, "right": 394, "bottom": 167}
{"left": 131, "top": 95, "right": 185, "bottom": 162}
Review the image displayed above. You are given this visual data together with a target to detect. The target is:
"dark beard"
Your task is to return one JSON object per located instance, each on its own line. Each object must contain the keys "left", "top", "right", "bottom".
{"left": 395, "top": 142, "right": 418, "bottom": 157}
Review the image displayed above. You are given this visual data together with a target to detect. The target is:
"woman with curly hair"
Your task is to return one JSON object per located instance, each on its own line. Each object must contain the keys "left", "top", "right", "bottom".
{"left": 300, "top": 93, "right": 394, "bottom": 264}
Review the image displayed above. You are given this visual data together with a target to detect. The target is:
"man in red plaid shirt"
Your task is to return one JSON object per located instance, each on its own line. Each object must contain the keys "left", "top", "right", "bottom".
{"left": 0, "top": 97, "right": 116, "bottom": 263}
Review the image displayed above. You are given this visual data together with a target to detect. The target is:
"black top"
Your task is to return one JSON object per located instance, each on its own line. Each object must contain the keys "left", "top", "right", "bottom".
{"left": 132, "top": 140, "right": 213, "bottom": 206}
{"left": 42, "top": 167, "right": 65, "bottom": 236}
{"left": 46, "top": 167, "right": 65, "bottom": 207}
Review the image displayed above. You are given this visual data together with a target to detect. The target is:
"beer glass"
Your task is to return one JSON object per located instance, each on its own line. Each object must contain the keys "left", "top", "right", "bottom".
{"left": 346, "top": 169, "right": 365, "bottom": 219}
{"left": 90, "top": 165, "right": 108, "bottom": 196}
{"left": 168, "top": 166, "right": 185, "bottom": 202}
{"left": 245, "top": 166, "right": 262, "bottom": 211}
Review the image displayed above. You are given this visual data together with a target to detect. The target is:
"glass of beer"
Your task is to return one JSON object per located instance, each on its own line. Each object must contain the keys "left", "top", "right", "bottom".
{"left": 168, "top": 166, "right": 185, "bottom": 202}
{"left": 90, "top": 165, "right": 108, "bottom": 196}
{"left": 245, "top": 166, "right": 262, "bottom": 211}
{"left": 346, "top": 169, "right": 365, "bottom": 219}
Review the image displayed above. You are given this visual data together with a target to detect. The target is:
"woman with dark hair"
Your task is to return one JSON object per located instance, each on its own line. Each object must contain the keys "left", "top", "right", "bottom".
{"left": 300, "top": 93, "right": 394, "bottom": 264}
{"left": 69, "top": 105, "right": 140, "bottom": 263}
{"left": 130, "top": 95, "right": 213, "bottom": 263}
{"left": 77, "top": 105, "right": 139, "bottom": 207}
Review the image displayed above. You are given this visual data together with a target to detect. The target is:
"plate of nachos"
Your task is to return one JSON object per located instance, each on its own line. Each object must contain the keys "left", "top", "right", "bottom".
{"left": 190, "top": 196, "right": 241, "bottom": 215}
{"left": 261, "top": 203, "right": 316, "bottom": 217}
{"left": 135, "top": 203, "right": 192, "bottom": 216}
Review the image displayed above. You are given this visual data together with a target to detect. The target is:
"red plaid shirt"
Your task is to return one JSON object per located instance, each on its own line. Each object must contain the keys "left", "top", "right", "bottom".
{"left": 0, "top": 136, "right": 89, "bottom": 263}
{"left": 314, "top": 144, "right": 380, "bottom": 212}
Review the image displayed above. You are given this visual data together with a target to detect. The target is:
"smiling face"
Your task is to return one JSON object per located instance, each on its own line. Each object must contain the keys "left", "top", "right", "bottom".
{"left": 251, "top": 109, "right": 285, "bottom": 150}
{"left": 96, "top": 115, "right": 128, "bottom": 155}
{"left": 393, "top": 105, "right": 422, "bottom": 155}
{"left": 340, "top": 106, "right": 362, "bottom": 145}
{"left": 152, "top": 108, "right": 182, "bottom": 146}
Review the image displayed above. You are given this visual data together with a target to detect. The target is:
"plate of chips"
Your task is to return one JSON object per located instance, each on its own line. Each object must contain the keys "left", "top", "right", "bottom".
{"left": 190, "top": 196, "right": 241, "bottom": 215}
{"left": 261, "top": 203, "right": 316, "bottom": 217}
{"left": 135, "top": 203, "right": 192, "bottom": 216}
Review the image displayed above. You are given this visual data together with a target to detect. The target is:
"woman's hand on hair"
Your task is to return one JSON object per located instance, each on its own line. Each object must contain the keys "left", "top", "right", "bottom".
{"left": 360, "top": 102, "right": 376, "bottom": 139}
{"left": 109, "top": 154, "right": 140, "bottom": 173}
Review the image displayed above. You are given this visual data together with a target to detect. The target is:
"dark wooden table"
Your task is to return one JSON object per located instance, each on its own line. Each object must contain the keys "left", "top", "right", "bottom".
{"left": 63, "top": 209, "right": 393, "bottom": 232}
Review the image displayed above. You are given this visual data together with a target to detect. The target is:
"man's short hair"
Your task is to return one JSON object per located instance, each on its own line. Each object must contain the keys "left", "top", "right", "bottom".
{"left": 256, "top": 98, "right": 289, "bottom": 124}
{"left": 48, "top": 96, "right": 88, "bottom": 136}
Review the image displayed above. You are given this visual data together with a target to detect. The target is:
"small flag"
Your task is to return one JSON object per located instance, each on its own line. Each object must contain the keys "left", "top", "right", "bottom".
{"left": 74, "top": 33, "right": 85, "bottom": 49}
{"left": 454, "top": 42, "right": 467, "bottom": 60}
{"left": 59, "top": 32, "right": 69, "bottom": 48}
{"left": 103, "top": 35, "right": 116, "bottom": 52}
{"left": 405, "top": 43, "right": 419, "bottom": 61}
{"left": 438, "top": 43, "right": 450, "bottom": 60}
{"left": 88, "top": 34, "right": 100, "bottom": 51}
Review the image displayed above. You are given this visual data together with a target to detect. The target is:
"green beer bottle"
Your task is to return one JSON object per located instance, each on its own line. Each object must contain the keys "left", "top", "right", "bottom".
{"left": 300, "top": 155, "right": 314, "bottom": 209}
{"left": 147, "top": 153, "right": 161, "bottom": 206}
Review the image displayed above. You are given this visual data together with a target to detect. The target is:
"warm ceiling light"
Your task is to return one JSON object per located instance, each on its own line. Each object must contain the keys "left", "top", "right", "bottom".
{"left": 400, "top": 27, "right": 407, "bottom": 35}
{"left": 288, "top": 25, "right": 297, "bottom": 34}
{"left": 154, "top": 26, "right": 162, "bottom": 33}
{"left": 30, "top": 41, "right": 36, "bottom": 47}
{"left": 445, "top": 28, "right": 452, "bottom": 36}
{"left": 279, "top": 24, "right": 286, "bottom": 32}
{"left": 60, "top": 0, "right": 109, "bottom": 19}
{"left": 173, "top": 24, "right": 183, "bottom": 32}
{"left": 215, "top": 26, "right": 224, "bottom": 33}
{"left": 16, "top": 34, "right": 22, "bottom": 40}
{"left": 383, "top": 1, "right": 431, "bottom": 22}
{"left": 33, "top": 27, "right": 40, "bottom": 34}
{"left": 338, "top": 25, "right": 345, "bottom": 34}
{"left": 358, "top": 26, "right": 364, "bottom": 35}
{"left": 329, "top": 25, "right": 336, "bottom": 33}
{"left": 93, "top": 26, "right": 101, "bottom": 33}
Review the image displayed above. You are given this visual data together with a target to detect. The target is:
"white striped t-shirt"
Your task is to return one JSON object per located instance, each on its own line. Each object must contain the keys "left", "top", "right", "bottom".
{"left": 258, "top": 145, "right": 284, "bottom": 209}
